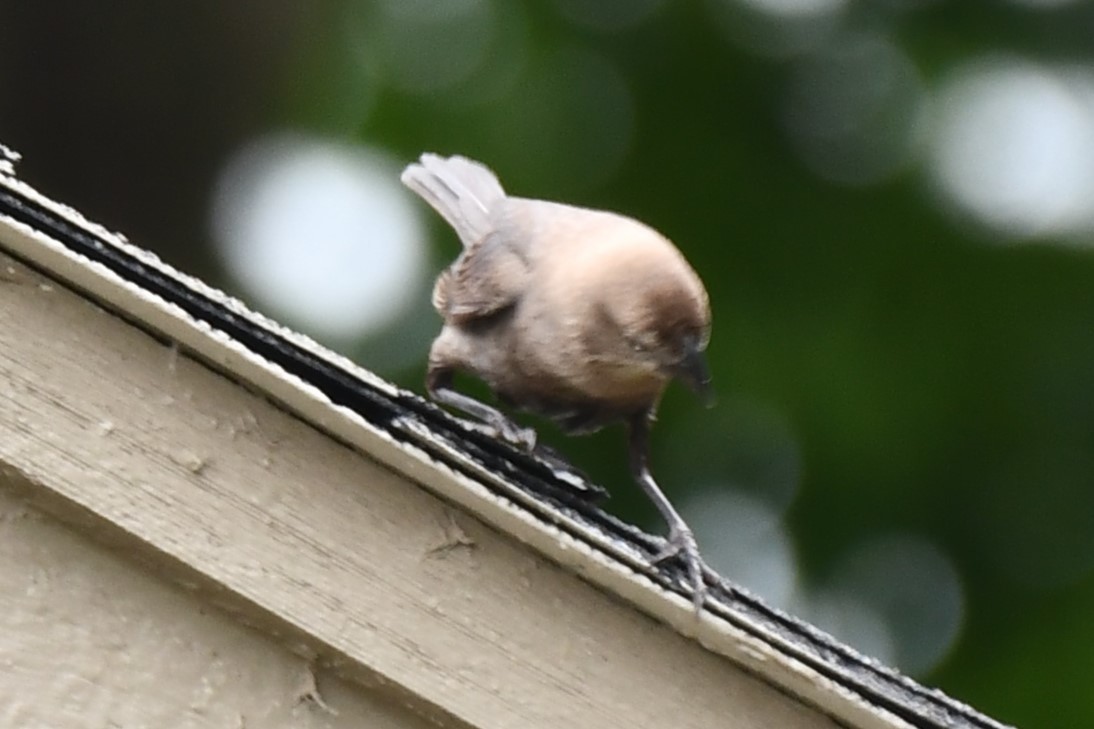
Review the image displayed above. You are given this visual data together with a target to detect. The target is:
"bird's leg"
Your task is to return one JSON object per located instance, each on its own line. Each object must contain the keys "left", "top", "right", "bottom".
{"left": 627, "top": 413, "right": 711, "bottom": 613}
{"left": 426, "top": 367, "right": 537, "bottom": 451}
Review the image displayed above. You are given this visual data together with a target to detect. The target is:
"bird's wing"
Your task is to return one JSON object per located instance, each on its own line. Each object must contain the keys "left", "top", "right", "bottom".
{"left": 438, "top": 197, "right": 600, "bottom": 321}
{"left": 438, "top": 229, "right": 531, "bottom": 322}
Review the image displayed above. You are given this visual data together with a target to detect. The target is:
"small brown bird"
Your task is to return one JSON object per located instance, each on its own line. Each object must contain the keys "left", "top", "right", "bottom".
{"left": 402, "top": 153, "right": 714, "bottom": 609}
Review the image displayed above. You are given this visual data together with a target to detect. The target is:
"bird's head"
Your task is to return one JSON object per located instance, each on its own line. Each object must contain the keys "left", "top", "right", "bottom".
{"left": 598, "top": 246, "right": 713, "bottom": 405}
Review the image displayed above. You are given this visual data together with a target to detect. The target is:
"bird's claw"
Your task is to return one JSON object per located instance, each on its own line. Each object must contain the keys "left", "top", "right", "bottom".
{"left": 492, "top": 419, "right": 537, "bottom": 452}
{"left": 651, "top": 526, "right": 711, "bottom": 614}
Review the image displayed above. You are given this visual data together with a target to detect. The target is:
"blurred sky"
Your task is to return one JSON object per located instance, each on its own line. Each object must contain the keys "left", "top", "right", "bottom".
{"left": 3, "top": 2, "right": 1094, "bottom": 725}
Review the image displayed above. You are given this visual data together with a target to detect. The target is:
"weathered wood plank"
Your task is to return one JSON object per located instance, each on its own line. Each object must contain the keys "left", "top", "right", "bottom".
{"left": 0, "top": 248, "right": 844, "bottom": 729}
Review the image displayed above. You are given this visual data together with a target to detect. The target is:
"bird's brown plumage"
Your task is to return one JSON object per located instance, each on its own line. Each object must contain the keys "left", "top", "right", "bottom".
{"left": 403, "top": 154, "right": 710, "bottom": 429}
{"left": 402, "top": 152, "right": 715, "bottom": 610}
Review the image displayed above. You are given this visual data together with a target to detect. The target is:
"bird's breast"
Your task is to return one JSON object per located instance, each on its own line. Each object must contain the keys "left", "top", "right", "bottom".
{"left": 500, "top": 323, "right": 667, "bottom": 414}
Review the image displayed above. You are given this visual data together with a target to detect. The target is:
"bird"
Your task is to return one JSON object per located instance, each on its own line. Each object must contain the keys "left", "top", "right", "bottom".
{"left": 401, "top": 152, "right": 715, "bottom": 610}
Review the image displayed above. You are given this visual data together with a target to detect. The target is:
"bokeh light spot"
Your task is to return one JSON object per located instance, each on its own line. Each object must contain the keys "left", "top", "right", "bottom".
{"left": 736, "top": 0, "right": 846, "bottom": 19}
{"left": 684, "top": 490, "right": 798, "bottom": 608}
{"left": 799, "top": 591, "right": 896, "bottom": 666}
{"left": 813, "top": 534, "right": 965, "bottom": 675}
{"left": 211, "top": 134, "right": 427, "bottom": 343}
{"left": 783, "top": 31, "right": 926, "bottom": 185}
{"left": 928, "top": 58, "right": 1094, "bottom": 240}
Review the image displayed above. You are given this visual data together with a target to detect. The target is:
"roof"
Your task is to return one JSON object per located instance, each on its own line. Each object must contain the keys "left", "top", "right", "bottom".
{"left": 0, "top": 143, "right": 1011, "bottom": 729}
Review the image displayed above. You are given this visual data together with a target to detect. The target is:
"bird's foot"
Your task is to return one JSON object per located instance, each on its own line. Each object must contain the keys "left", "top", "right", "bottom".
{"left": 651, "top": 526, "right": 713, "bottom": 614}
{"left": 489, "top": 417, "right": 537, "bottom": 452}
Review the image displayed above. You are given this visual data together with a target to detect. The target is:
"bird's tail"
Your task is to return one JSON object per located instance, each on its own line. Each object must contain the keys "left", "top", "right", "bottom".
{"left": 401, "top": 153, "right": 507, "bottom": 247}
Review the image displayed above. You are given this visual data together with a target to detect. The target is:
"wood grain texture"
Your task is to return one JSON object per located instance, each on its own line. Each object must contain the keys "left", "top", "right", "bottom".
{"left": 0, "top": 250, "right": 843, "bottom": 729}
{"left": 0, "top": 486, "right": 432, "bottom": 729}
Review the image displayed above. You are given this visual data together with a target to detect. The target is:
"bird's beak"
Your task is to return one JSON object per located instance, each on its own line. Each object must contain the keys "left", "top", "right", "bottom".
{"left": 674, "top": 338, "right": 714, "bottom": 408}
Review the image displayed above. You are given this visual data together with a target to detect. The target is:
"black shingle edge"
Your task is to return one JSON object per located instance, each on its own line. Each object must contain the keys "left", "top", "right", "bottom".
{"left": 0, "top": 179, "right": 1011, "bottom": 729}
